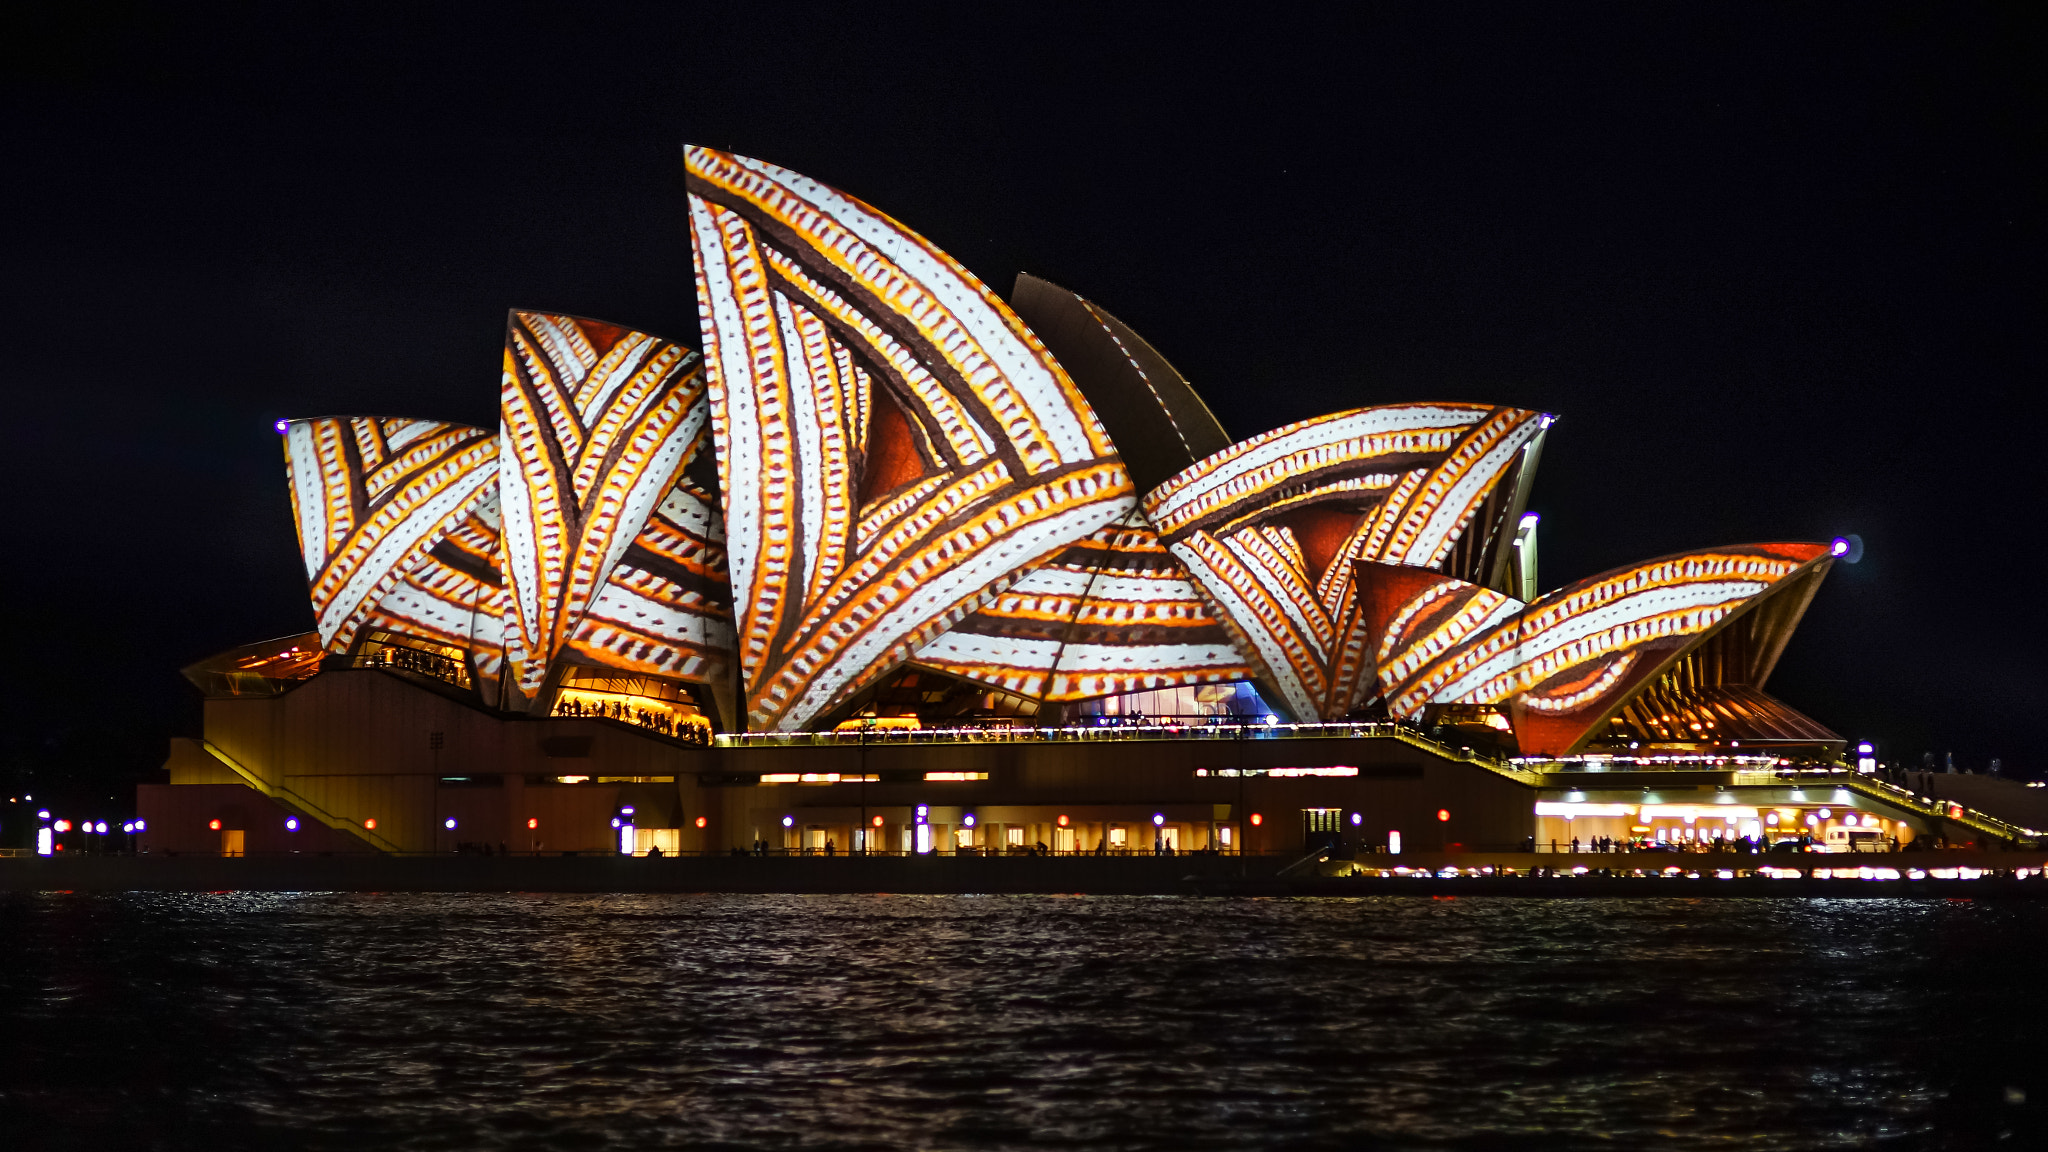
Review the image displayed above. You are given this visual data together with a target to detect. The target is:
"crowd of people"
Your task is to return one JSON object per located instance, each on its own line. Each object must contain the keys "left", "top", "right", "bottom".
{"left": 551, "top": 696, "right": 712, "bottom": 744}
{"left": 373, "top": 644, "right": 467, "bottom": 685}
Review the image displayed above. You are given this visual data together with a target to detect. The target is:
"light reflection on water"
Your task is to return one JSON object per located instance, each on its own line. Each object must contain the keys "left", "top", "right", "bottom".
{"left": 2, "top": 893, "right": 2043, "bottom": 1150}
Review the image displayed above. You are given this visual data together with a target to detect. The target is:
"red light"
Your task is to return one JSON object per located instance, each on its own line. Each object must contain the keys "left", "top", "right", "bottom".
{"left": 527, "top": 818, "right": 539, "bottom": 830}
{"left": 1437, "top": 809, "right": 1451, "bottom": 822}
{"left": 364, "top": 818, "right": 377, "bottom": 830}
{"left": 872, "top": 815, "right": 884, "bottom": 827}
{"left": 208, "top": 819, "right": 221, "bottom": 831}
{"left": 1057, "top": 814, "right": 1069, "bottom": 827}
{"left": 694, "top": 816, "right": 708, "bottom": 829}
{"left": 54, "top": 820, "right": 71, "bottom": 832}
{"left": 1249, "top": 813, "right": 1263, "bottom": 826}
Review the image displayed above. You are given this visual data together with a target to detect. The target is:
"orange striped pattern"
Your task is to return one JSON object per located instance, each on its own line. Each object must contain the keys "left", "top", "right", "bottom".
{"left": 1360, "top": 543, "right": 1833, "bottom": 754}
{"left": 1376, "top": 543, "right": 1830, "bottom": 718}
{"left": 283, "top": 416, "right": 500, "bottom": 653}
{"left": 1140, "top": 403, "right": 1541, "bottom": 720}
{"left": 359, "top": 495, "right": 509, "bottom": 693}
{"left": 687, "top": 147, "right": 1133, "bottom": 729}
{"left": 496, "top": 312, "right": 708, "bottom": 700}
{"left": 913, "top": 512, "right": 1251, "bottom": 699}
{"left": 564, "top": 467, "right": 736, "bottom": 683}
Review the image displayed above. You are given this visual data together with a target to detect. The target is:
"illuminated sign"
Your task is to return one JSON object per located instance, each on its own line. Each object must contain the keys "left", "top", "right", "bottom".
{"left": 685, "top": 146, "right": 1133, "bottom": 731}
{"left": 1195, "top": 766, "right": 1360, "bottom": 777}
{"left": 1533, "top": 802, "right": 1636, "bottom": 817}
{"left": 1638, "top": 804, "right": 1761, "bottom": 820}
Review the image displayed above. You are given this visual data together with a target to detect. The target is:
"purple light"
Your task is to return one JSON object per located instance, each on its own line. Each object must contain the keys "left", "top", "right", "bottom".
{"left": 1830, "top": 537, "right": 1850, "bottom": 556}
{"left": 285, "top": 817, "right": 299, "bottom": 831}
{"left": 1152, "top": 813, "right": 1165, "bottom": 826}
{"left": 444, "top": 818, "right": 456, "bottom": 830}
{"left": 274, "top": 420, "right": 289, "bottom": 434}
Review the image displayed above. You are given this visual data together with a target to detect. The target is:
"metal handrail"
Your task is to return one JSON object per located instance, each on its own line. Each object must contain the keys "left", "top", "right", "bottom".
{"left": 715, "top": 720, "right": 1536, "bottom": 784}
{"left": 198, "top": 740, "right": 405, "bottom": 853}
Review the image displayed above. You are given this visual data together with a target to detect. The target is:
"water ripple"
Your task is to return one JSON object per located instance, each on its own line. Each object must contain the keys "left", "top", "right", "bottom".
{"left": 2, "top": 893, "right": 2043, "bottom": 1150}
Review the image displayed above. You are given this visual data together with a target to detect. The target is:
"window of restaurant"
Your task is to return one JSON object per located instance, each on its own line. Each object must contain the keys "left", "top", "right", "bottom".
{"left": 633, "top": 828, "right": 680, "bottom": 856}
{"left": 1303, "top": 808, "right": 1343, "bottom": 853}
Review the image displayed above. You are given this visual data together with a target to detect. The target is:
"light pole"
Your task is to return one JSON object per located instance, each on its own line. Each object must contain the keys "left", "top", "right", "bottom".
{"left": 858, "top": 718, "right": 872, "bottom": 855}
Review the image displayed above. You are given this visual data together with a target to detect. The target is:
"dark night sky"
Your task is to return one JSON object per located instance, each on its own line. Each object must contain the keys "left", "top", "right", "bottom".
{"left": 3, "top": 2, "right": 2041, "bottom": 814}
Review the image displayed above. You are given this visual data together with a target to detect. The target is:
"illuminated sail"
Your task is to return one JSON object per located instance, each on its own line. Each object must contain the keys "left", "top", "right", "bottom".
{"left": 495, "top": 311, "right": 709, "bottom": 701}
{"left": 913, "top": 511, "right": 1251, "bottom": 700}
{"left": 1360, "top": 541, "right": 1834, "bottom": 755}
{"left": 283, "top": 416, "right": 500, "bottom": 653}
{"left": 359, "top": 493, "right": 507, "bottom": 690}
{"left": 686, "top": 146, "right": 1133, "bottom": 730}
{"left": 1142, "top": 403, "right": 1544, "bottom": 720}
{"left": 562, "top": 460, "right": 736, "bottom": 686}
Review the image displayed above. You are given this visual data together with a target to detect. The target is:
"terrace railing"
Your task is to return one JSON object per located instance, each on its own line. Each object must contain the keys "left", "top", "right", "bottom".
{"left": 714, "top": 721, "right": 1542, "bottom": 786}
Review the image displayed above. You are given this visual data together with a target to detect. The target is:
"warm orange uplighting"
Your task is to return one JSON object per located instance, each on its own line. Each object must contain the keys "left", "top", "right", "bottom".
{"left": 208, "top": 819, "right": 221, "bottom": 831}
{"left": 1249, "top": 813, "right": 1263, "bottom": 826}
{"left": 363, "top": 818, "right": 377, "bottom": 830}
{"left": 1437, "top": 809, "right": 1451, "bottom": 822}
{"left": 1057, "top": 814, "right": 1069, "bottom": 827}
{"left": 694, "top": 816, "right": 708, "bottom": 829}
{"left": 526, "top": 818, "right": 539, "bottom": 830}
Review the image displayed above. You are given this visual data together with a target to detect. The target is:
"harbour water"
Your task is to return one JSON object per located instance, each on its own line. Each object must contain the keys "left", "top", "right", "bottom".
{"left": 3, "top": 893, "right": 2043, "bottom": 1149}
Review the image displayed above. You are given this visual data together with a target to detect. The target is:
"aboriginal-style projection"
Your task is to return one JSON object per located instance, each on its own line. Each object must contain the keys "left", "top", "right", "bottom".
{"left": 273, "top": 147, "right": 1840, "bottom": 758}
{"left": 1357, "top": 542, "right": 1834, "bottom": 757}
{"left": 683, "top": 146, "right": 1134, "bottom": 731}
{"left": 1142, "top": 403, "right": 1548, "bottom": 722}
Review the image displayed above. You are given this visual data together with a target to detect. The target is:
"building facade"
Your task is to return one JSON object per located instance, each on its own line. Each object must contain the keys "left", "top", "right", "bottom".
{"left": 139, "top": 147, "right": 1928, "bottom": 861}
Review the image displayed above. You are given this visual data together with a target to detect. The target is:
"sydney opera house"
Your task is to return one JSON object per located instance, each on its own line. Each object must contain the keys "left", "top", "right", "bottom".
{"left": 138, "top": 146, "right": 1950, "bottom": 862}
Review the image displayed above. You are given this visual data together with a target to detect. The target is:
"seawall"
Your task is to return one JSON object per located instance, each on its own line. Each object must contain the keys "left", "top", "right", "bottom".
{"left": 4, "top": 851, "right": 2045, "bottom": 897}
